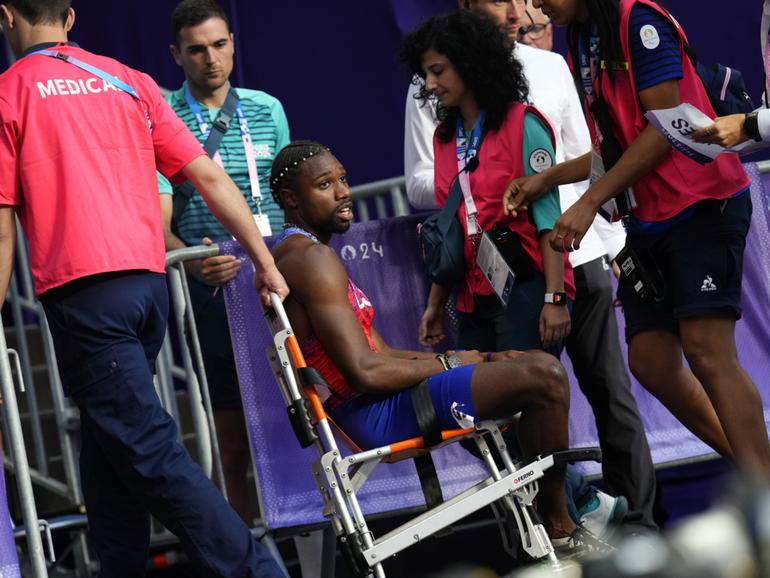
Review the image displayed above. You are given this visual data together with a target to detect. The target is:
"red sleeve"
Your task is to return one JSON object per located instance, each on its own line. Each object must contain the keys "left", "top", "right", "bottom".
{"left": 139, "top": 73, "right": 204, "bottom": 185}
{"left": 0, "top": 97, "right": 21, "bottom": 207}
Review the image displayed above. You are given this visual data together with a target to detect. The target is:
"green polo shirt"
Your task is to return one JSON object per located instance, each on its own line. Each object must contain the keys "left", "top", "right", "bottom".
{"left": 158, "top": 86, "right": 290, "bottom": 244}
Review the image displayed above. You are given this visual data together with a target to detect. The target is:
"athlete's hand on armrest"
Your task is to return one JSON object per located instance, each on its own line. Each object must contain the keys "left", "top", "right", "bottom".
{"left": 254, "top": 263, "right": 289, "bottom": 306}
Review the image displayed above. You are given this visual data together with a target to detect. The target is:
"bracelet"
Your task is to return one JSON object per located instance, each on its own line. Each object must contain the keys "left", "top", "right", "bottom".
{"left": 435, "top": 354, "right": 450, "bottom": 371}
{"left": 485, "top": 352, "right": 494, "bottom": 362}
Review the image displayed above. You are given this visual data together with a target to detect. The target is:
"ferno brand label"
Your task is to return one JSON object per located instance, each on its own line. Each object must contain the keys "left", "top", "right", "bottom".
{"left": 514, "top": 470, "right": 535, "bottom": 485}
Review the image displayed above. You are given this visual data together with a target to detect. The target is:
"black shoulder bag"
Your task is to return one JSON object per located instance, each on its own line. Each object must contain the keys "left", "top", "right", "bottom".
{"left": 419, "top": 155, "right": 481, "bottom": 286}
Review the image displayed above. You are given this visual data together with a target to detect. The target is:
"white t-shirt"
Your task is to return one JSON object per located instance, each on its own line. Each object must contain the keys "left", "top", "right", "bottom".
{"left": 403, "top": 42, "right": 626, "bottom": 268}
{"left": 759, "top": 0, "right": 770, "bottom": 140}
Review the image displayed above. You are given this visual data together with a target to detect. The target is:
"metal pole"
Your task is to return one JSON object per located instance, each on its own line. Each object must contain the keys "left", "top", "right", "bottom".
{"left": 37, "top": 304, "right": 82, "bottom": 504}
{"left": 7, "top": 278, "right": 47, "bottom": 476}
{"left": 166, "top": 266, "right": 213, "bottom": 477}
{"left": 177, "top": 265, "right": 228, "bottom": 500}
{"left": 0, "top": 327, "right": 47, "bottom": 577}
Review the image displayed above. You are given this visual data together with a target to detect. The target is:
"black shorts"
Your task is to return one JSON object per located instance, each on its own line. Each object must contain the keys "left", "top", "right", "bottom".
{"left": 187, "top": 277, "right": 242, "bottom": 410}
{"left": 618, "top": 192, "right": 752, "bottom": 342}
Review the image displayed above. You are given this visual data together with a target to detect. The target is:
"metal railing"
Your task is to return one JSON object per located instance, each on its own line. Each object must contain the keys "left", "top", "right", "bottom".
{"left": 163, "top": 246, "right": 226, "bottom": 491}
{"left": 350, "top": 176, "right": 410, "bottom": 221}
{"left": 0, "top": 332, "right": 47, "bottom": 576}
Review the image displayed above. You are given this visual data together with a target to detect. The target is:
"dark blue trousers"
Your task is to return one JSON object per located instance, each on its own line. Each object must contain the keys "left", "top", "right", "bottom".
{"left": 41, "top": 271, "right": 284, "bottom": 578}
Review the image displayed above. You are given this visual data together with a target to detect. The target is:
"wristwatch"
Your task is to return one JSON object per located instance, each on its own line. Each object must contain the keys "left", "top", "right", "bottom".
{"left": 744, "top": 111, "right": 763, "bottom": 142}
{"left": 544, "top": 292, "right": 567, "bottom": 306}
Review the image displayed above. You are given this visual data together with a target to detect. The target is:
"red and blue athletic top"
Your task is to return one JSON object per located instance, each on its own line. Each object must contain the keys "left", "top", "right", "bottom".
{"left": 302, "top": 279, "right": 377, "bottom": 409}
{"left": 274, "top": 227, "right": 377, "bottom": 409}
{"left": 0, "top": 43, "right": 204, "bottom": 295}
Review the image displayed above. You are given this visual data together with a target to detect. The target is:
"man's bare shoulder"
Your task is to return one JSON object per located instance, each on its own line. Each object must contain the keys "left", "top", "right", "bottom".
{"left": 273, "top": 235, "right": 348, "bottom": 300}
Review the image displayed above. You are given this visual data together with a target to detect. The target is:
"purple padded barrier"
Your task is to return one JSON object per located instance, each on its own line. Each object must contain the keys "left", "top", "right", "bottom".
{"left": 222, "top": 163, "right": 770, "bottom": 528}
{"left": 0, "top": 470, "right": 21, "bottom": 577}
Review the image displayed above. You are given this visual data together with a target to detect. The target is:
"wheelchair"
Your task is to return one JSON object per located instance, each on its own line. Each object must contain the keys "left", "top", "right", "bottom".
{"left": 264, "top": 292, "right": 601, "bottom": 577}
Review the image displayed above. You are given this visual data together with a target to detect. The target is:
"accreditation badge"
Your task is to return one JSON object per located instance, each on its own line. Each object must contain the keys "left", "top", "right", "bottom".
{"left": 253, "top": 213, "right": 273, "bottom": 237}
{"left": 477, "top": 232, "right": 515, "bottom": 307}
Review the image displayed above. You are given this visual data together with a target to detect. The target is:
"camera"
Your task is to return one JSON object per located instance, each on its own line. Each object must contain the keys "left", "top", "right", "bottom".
{"left": 615, "top": 244, "right": 665, "bottom": 303}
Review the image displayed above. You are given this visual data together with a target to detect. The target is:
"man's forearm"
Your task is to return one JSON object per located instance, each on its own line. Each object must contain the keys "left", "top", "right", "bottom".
{"left": 539, "top": 234, "right": 565, "bottom": 293}
{"left": 163, "top": 227, "right": 187, "bottom": 252}
{"left": 542, "top": 152, "right": 592, "bottom": 190}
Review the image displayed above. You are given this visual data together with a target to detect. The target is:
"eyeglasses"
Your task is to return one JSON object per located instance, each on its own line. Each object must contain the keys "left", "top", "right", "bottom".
{"left": 519, "top": 8, "right": 551, "bottom": 40}
{"left": 518, "top": 17, "right": 550, "bottom": 40}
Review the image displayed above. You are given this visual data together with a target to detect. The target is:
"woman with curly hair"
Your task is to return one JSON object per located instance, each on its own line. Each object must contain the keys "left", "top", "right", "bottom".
{"left": 402, "top": 10, "right": 574, "bottom": 360}
{"left": 402, "top": 12, "right": 622, "bottom": 551}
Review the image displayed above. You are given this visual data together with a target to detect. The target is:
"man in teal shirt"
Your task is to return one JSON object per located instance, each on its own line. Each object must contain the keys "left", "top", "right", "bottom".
{"left": 159, "top": 0, "right": 290, "bottom": 523}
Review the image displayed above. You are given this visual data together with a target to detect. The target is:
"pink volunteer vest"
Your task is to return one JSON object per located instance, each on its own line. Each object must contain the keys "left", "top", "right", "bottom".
{"left": 434, "top": 103, "right": 575, "bottom": 312}
{"left": 577, "top": 0, "right": 749, "bottom": 223}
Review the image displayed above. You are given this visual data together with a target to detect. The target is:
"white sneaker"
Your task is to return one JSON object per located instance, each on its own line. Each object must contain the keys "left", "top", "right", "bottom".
{"left": 552, "top": 525, "right": 614, "bottom": 561}
{"left": 577, "top": 491, "right": 628, "bottom": 539}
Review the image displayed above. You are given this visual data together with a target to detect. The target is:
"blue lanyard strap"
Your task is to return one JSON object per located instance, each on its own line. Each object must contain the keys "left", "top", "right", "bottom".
{"left": 31, "top": 49, "right": 141, "bottom": 100}
{"left": 183, "top": 82, "right": 263, "bottom": 203}
{"left": 455, "top": 110, "right": 486, "bottom": 162}
{"left": 183, "top": 82, "right": 248, "bottom": 141}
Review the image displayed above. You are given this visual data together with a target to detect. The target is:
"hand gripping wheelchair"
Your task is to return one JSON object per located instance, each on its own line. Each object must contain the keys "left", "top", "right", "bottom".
{"left": 264, "top": 292, "right": 601, "bottom": 577}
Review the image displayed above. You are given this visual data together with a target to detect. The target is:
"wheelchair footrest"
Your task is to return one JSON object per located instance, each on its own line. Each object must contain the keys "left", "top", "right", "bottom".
{"left": 550, "top": 447, "right": 602, "bottom": 466}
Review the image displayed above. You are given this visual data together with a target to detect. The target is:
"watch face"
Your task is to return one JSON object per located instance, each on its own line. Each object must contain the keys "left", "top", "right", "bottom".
{"left": 550, "top": 292, "right": 567, "bottom": 305}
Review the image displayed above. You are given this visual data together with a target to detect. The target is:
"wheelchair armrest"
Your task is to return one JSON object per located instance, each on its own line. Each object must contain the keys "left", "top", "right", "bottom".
{"left": 550, "top": 448, "right": 602, "bottom": 466}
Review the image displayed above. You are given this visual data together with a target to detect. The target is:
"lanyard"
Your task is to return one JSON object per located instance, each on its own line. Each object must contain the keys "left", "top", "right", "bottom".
{"left": 30, "top": 49, "right": 153, "bottom": 130}
{"left": 577, "top": 30, "right": 603, "bottom": 143}
{"left": 455, "top": 111, "right": 485, "bottom": 236}
{"left": 183, "top": 82, "right": 262, "bottom": 205}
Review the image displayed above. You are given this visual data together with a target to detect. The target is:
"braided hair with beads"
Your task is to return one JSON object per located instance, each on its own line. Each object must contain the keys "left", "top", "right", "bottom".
{"left": 269, "top": 141, "right": 330, "bottom": 208}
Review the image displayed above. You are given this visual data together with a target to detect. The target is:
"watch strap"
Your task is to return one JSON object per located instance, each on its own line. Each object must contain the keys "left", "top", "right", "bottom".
{"left": 544, "top": 292, "right": 567, "bottom": 305}
{"left": 744, "top": 111, "right": 763, "bottom": 142}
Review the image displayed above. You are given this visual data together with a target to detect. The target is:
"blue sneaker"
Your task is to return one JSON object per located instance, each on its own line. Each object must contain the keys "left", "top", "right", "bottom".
{"left": 577, "top": 491, "right": 628, "bottom": 539}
